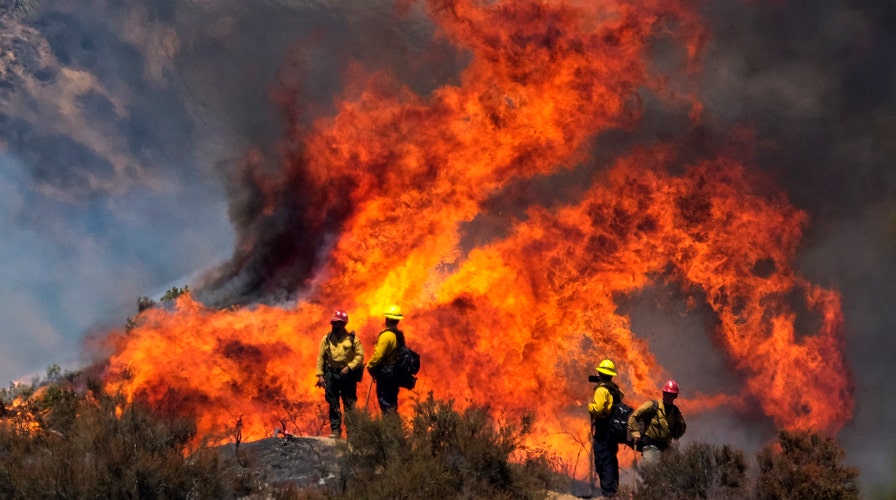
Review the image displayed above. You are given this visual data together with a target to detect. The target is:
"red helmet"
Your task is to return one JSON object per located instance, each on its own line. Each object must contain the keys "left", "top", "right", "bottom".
{"left": 330, "top": 310, "right": 348, "bottom": 323}
{"left": 663, "top": 380, "right": 680, "bottom": 395}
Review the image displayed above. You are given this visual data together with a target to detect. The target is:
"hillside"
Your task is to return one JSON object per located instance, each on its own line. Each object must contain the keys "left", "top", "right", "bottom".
{"left": 0, "top": 376, "right": 866, "bottom": 498}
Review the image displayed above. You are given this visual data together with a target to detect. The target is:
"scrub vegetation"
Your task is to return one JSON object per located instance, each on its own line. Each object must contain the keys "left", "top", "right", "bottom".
{"left": 0, "top": 368, "right": 864, "bottom": 499}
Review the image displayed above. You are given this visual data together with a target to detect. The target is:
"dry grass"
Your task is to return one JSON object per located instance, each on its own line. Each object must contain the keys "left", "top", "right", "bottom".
{"left": 334, "top": 393, "right": 569, "bottom": 499}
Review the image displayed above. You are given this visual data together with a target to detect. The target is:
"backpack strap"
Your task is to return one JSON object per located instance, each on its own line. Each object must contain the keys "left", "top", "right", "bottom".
{"left": 598, "top": 381, "right": 621, "bottom": 405}
{"left": 324, "top": 330, "right": 357, "bottom": 366}
{"left": 632, "top": 399, "right": 660, "bottom": 438}
{"left": 592, "top": 382, "right": 620, "bottom": 430}
{"left": 646, "top": 399, "right": 660, "bottom": 426}
{"left": 380, "top": 327, "right": 406, "bottom": 348}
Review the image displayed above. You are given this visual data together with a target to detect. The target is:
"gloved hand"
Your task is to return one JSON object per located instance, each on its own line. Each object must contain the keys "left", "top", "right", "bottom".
{"left": 637, "top": 435, "right": 649, "bottom": 450}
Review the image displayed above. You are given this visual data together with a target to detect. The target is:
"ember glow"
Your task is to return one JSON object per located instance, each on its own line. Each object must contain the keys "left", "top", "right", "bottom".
{"left": 103, "top": 0, "right": 852, "bottom": 467}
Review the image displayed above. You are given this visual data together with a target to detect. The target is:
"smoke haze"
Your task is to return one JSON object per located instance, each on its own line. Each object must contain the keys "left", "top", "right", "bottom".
{"left": 1, "top": 0, "right": 893, "bottom": 493}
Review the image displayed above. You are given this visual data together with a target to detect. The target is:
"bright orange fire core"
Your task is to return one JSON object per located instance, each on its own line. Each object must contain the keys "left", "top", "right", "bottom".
{"left": 103, "top": 0, "right": 852, "bottom": 474}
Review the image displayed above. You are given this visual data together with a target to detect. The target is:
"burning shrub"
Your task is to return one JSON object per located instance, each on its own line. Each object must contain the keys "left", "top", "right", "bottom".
{"left": 0, "top": 373, "right": 233, "bottom": 499}
{"left": 336, "top": 393, "right": 567, "bottom": 499}
{"left": 755, "top": 430, "right": 859, "bottom": 500}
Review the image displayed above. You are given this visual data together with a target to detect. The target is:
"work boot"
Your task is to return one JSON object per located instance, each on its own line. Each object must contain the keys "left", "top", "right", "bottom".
{"left": 328, "top": 428, "right": 340, "bottom": 439}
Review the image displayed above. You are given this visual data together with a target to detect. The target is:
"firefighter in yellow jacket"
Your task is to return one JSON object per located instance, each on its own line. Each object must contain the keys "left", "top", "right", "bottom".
{"left": 315, "top": 309, "right": 364, "bottom": 438}
{"left": 366, "top": 304, "right": 405, "bottom": 414}
{"left": 588, "top": 359, "right": 623, "bottom": 498}
{"left": 627, "top": 380, "right": 687, "bottom": 465}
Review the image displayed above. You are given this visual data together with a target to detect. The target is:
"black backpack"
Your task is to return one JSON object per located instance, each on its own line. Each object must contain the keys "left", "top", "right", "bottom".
{"left": 600, "top": 383, "right": 634, "bottom": 447}
{"left": 390, "top": 328, "right": 420, "bottom": 389}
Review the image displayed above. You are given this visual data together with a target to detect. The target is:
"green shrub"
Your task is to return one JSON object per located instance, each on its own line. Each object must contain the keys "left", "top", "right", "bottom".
{"left": 755, "top": 430, "right": 859, "bottom": 500}
{"left": 335, "top": 393, "right": 567, "bottom": 499}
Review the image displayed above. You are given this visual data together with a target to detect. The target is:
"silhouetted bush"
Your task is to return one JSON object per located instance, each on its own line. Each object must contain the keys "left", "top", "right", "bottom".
{"left": 631, "top": 441, "right": 748, "bottom": 499}
{"left": 755, "top": 430, "right": 859, "bottom": 500}
{"left": 335, "top": 393, "right": 567, "bottom": 499}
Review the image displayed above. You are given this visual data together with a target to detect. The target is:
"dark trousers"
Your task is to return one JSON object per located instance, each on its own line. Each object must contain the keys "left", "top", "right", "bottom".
{"left": 324, "top": 370, "right": 357, "bottom": 432}
{"left": 593, "top": 423, "right": 619, "bottom": 497}
{"left": 374, "top": 375, "right": 400, "bottom": 414}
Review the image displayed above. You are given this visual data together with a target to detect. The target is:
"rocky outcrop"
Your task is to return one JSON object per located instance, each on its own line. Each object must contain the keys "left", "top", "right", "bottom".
{"left": 218, "top": 435, "right": 342, "bottom": 493}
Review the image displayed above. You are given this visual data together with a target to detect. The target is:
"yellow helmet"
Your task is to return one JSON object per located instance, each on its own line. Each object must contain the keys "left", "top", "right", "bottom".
{"left": 596, "top": 359, "right": 616, "bottom": 376}
{"left": 384, "top": 304, "right": 404, "bottom": 320}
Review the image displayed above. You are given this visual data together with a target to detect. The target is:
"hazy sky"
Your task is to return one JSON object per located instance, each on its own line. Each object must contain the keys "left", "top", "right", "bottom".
{"left": 1, "top": 0, "right": 894, "bottom": 493}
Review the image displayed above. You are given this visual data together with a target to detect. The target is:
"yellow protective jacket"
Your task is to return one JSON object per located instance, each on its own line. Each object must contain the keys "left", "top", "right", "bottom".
{"left": 627, "top": 400, "right": 686, "bottom": 444}
{"left": 315, "top": 330, "right": 364, "bottom": 377}
{"left": 588, "top": 381, "right": 623, "bottom": 419}
{"left": 366, "top": 328, "right": 400, "bottom": 369}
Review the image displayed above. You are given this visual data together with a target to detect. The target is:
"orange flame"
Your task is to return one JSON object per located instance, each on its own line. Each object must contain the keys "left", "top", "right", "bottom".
{"left": 102, "top": 0, "right": 852, "bottom": 473}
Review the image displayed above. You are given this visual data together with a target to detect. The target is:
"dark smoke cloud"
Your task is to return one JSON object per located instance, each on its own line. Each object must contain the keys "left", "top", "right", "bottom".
{"left": 0, "top": 0, "right": 452, "bottom": 375}
{"left": 0, "top": 0, "right": 893, "bottom": 493}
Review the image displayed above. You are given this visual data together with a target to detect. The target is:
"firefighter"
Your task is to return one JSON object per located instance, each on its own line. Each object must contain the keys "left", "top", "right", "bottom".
{"left": 588, "top": 359, "right": 623, "bottom": 498}
{"left": 315, "top": 309, "right": 364, "bottom": 438}
{"left": 366, "top": 304, "right": 405, "bottom": 415}
{"left": 627, "top": 380, "right": 687, "bottom": 465}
